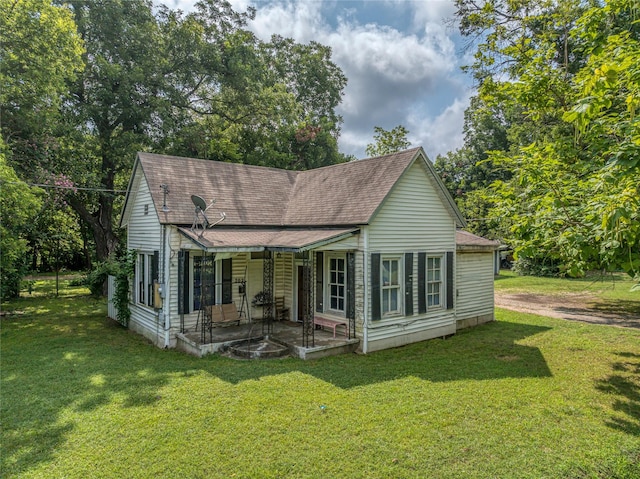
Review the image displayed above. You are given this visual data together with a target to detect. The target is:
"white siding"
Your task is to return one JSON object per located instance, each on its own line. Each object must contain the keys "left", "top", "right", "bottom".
{"left": 126, "top": 169, "right": 163, "bottom": 346}
{"left": 456, "top": 252, "right": 495, "bottom": 326}
{"left": 368, "top": 160, "right": 456, "bottom": 253}
{"left": 316, "top": 234, "right": 359, "bottom": 251}
{"left": 127, "top": 168, "right": 161, "bottom": 251}
{"left": 363, "top": 159, "right": 458, "bottom": 352}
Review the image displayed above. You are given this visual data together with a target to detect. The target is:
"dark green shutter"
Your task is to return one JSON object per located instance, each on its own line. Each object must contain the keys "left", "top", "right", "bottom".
{"left": 152, "top": 251, "right": 159, "bottom": 281}
{"left": 346, "top": 252, "right": 355, "bottom": 320}
{"left": 418, "top": 252, "right": 426, "bottom": 314}
{"left": 371, "top": 253, "right": 381, "bottom": 321}
{"left": 446, "top": 251, "right": 454, "bottom": 310}
{"left": 405, "top": 253, "right": 413, "bottom": 316}
{"left": 222, "top": 258, "right": 232, "bottom": 304}
{"left": 315, "top": 252, "right": 323, "bottom": 312}
{"left": 177, "top": 250, "right": 190, "bottom": 314}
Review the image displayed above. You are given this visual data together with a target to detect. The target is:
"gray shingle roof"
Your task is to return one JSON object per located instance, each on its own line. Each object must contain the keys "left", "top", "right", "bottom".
{"left": 178, "top": 227, "right": 359, "bottom": 252}
{"left": 456, "top": 230, "right": 500, "bottom": 251}
{"left": 125, "top": 147, "right": 465, "bottom": 228}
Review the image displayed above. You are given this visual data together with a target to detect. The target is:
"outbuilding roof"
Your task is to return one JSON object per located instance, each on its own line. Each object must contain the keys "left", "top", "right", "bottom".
{"left": 455, "top": 230, "right": 501, "bottom": 251}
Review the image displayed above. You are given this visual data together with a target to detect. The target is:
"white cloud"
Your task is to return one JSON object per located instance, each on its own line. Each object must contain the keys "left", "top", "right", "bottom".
{"left": 161, "top": 0, "right": 473, "bottom": 158}
{"left": 408, "top": 92, "right": 472, "bottom": 160}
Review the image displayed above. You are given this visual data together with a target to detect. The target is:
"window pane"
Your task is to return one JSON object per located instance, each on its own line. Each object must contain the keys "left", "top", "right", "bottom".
{"left": 382, "top": 260, "right": 390, "bottom": 284}
{"left": 390, "top": 289, "right": 397, "bottom": 310}
{"left": 328, "top": 255, "right": 346, "bottom": 312}
{"left": 382, "top": 290, "right": 389, "bottom": 313}
{"left": 391, "top": 261, "right": 398, "bottom": 285}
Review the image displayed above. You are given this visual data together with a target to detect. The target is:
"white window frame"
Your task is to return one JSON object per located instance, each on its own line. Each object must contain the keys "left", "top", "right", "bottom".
{"left": 326, "top": 254, "right": 346, "bottom": 315}
{"left": 381, "top": 256, "right": 402, "bottom": 316}
{"left": 427, "top": 255, "right": 443, "bottom": 309}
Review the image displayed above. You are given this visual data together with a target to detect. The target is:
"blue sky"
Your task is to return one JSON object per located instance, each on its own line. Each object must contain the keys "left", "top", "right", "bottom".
{"left": 168, "top": 0, "right": 475, "bottom": 160}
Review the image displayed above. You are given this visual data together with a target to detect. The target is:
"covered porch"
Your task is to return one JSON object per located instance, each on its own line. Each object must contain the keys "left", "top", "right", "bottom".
{"left": 176, "top": 320, "right": 360, "bottom": 360}
{"left": 175, "top": 226, "right": 360, "bottom": 358}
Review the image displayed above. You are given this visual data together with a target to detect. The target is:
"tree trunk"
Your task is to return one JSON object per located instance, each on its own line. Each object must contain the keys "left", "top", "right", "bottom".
{"left": 67, "top": 193, "right": 119, "bottom": 263}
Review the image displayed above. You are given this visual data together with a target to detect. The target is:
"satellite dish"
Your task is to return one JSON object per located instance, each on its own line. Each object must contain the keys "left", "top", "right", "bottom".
{"left": 191, "top": 195, "right": 208, "bottom": 211}
{"left": 190, "top": 194, "right": 224, "bottom": 236}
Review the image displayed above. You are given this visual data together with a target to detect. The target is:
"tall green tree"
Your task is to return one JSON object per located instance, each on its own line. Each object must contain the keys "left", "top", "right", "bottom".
{"left": 365, "top": 125, "right": 411, "bottom": 157}
{"left": 0, "top": 142, "right": 42, "bottom": 299}
{"left": 3, "top": 0, "right": 348, "bottom": 265}
{"left": 0, "top": 0, "right": 84, "bottom": 281}
{"left": 0, "top": 0, "right": 84, "bottom": 136}
{"left": 454, "top": 0, "right": 640, "bottom": 279}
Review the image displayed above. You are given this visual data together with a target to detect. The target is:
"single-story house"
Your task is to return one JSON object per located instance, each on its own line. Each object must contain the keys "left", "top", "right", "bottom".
{"left": 119, "top": 147, "right": 499, "bottom": 358}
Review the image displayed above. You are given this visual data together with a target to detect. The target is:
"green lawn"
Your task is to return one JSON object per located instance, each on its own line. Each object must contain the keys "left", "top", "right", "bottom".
{"left": 496, "top": 271, "right": 638, "bottom": 300}
{"left": 2, "top": 281, "right": 639, "bottom": 478}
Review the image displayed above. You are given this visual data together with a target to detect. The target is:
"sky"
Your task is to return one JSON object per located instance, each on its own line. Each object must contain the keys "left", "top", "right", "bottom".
{"left": 167, "top": 0, "right": 475, "bottom": 160}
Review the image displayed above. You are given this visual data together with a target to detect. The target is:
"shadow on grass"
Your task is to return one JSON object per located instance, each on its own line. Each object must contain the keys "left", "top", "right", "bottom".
{"left": 596, "top": 352, "right": 640, "bottom": 436}
{"left": 1, "top": 296, "right": 195, "bottom": 476}
{"left": 207, "top": 320, "right": 553, "bottom": 389}
{"left": 589, "top": 301, "right": 640, "bottom": 320}
{"left": 1, "top": 296, "right": 551, "bottom": 476}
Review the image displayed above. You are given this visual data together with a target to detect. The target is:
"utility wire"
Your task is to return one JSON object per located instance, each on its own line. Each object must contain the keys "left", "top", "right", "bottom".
{"left": 0, "top": 180, "right": 128, "bottom": 193}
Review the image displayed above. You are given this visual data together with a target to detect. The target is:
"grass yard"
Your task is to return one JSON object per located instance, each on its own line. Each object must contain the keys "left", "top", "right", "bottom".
{"left": 496, "top": 271, "right": 639, "bottom": 302}
{"left": 2, "top": 280, "right": 639, "bottom": 478}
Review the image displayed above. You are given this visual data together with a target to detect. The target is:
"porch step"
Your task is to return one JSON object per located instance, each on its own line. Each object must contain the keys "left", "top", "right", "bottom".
{"left": 229, "top": 338, "right": 290, "bottom": 359}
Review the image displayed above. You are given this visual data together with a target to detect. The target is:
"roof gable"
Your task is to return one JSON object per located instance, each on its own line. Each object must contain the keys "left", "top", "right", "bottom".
{"left": 124, "top": 147, "right": 465, "bottom": 228}
{"left": 283, "top": 147, "right": 420, "bottom": 225}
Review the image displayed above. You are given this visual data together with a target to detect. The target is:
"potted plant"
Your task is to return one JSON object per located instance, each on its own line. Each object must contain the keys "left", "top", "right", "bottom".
{"left": 251, "top": 291, "right": 271, "bottom": 307}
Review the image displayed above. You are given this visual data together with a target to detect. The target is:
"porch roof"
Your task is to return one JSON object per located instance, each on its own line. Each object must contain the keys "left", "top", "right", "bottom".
{"left": 178, "top": 227, "right": 359, "bottom": 252}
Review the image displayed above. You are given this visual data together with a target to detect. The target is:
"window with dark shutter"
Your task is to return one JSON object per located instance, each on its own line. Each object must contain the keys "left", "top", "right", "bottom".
{"left": 418, "top": 252, "right": 426, "bottom": 314}
{"left": 405, "top": 253, "right": 413, "bottom": 316}
{"left": 371, "top": 253, "right": 381, "bottom": 321}
{"left": 446, "top": 251, "right": 454, "bottom": 309}
{"left": 315, "top": 252, "right": 323, "bottom": 312}
{"left": 222, "top": 258, "right": 232, "bottom": 304}
{"left": 177, "top": 251, "right": 190, "bottom": 315}
{"left": 346, "top": 252, "right": 355, "bottom": 320}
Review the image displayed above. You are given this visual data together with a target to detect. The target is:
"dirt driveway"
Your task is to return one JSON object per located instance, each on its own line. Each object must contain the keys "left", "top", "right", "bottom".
{"left": 495, "top": 291, "right": 640, "bottom": 329}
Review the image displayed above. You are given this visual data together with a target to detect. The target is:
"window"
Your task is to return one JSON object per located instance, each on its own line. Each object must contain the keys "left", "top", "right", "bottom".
{"left": 192, "top": 255, "right": 215, "bottom": 311}
{"left": 382, "top": 258, "right": 401, "bottom": 315}
{"left": 178, "top": 252, "right": 232, "bottom": 315}
{"left": 137, "top": 252, "right": 157, "bottom": 307}
{"left": 427, "top": 256, "right": 442, "bottom": 307}
{"left": 328, "top": 256, "right": 346, "bottom": 312}
{"left": 137, "top": 254, "right": 146, "bottom": 305}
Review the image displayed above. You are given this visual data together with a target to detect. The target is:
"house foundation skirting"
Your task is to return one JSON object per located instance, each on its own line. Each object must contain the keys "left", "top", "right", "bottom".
{"left": 456, "top": 312, "right": 495, "bottom": 330}
{"left": 363, "top": 323, "right": 456, "bottom": 353}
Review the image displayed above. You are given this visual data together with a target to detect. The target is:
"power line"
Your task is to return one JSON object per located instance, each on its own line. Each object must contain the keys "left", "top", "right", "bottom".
{"left": 1, "top": 180, "right": 128, "bottom": 193}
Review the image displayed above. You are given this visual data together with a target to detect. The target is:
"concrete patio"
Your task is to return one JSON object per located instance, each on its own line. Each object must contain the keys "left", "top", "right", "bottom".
{"left": 176, "top": 320, "right": 360, "bottom": 360}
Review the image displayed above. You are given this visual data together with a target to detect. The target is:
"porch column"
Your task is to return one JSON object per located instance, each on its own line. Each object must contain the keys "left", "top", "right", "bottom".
{"left": 302, "top": 252, "right": 314, "bottom": 348}
{"left": 262, "top": 250, "right": 274, "bottom": 335}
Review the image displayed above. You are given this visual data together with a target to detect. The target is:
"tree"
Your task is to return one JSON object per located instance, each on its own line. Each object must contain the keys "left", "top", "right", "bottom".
{"left": 0, "top": 0, "right": 84, "bottom": 134}
{"left": 3, "top": 0, "right": 349, "bottom": 266}
{"left": 454, "top": 0, "right": 640, "bottom": 279}
{"left": 0, "top": 142, "right": 42, "bottom": 299}
{"left": 365, "top": 125, "right": 411, "bottom": 157}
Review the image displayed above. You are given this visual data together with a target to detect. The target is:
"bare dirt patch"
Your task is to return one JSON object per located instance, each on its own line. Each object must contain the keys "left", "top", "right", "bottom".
{"left": 495, "top": 291, "right": 640, "bottom": 329}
